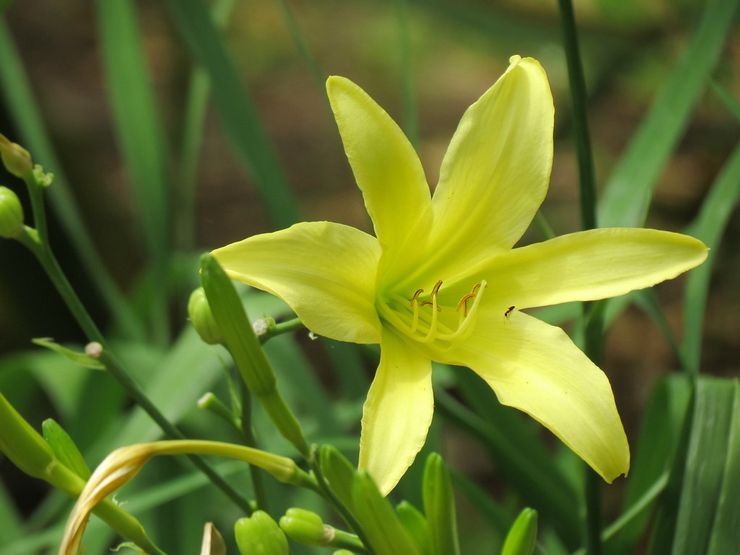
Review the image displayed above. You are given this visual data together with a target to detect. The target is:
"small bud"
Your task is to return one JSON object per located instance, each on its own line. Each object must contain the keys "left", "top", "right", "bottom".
{"left": 84, "top": 341, "right": 103, "bottom": 359}
{"left": 188, "top": 288, "right": 223, "bottom": 345}
{"left": 252, "top": 318, "right": 269, "bottom": 337}
{"left": 234, "top": 511, "right": 288, "bottom": 555}
{"left": 0, "top": 186, "right": 24, "bottom": 239}
{"left": 0, "top": 134, "right": 33, "bottom": 178}
{"left": 279, "top": 508, "right": 331, "bottom": 546}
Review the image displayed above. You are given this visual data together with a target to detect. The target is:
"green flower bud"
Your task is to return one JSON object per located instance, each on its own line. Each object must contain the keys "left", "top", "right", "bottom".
{"left": 0, "top": 134, "right": 33, "bottom": 178}
{"left": 0, "top": 186, "right": 24, "bottom": 239}
{"left": 279, "top": 508, "right": 330, "bottom": 546}
{"left": 188, "top": 287, "right": 223, "bottom": 345}
{"left": 501, "top": 508, "right": 538, "bottom": 555}
{"left": 234, "top": 510, "right": 288, "bottom": 555}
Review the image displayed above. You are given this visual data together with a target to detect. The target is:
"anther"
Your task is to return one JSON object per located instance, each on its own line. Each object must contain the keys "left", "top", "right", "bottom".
{"left": 409, "top": 288, "right": 424, "bottom": 305}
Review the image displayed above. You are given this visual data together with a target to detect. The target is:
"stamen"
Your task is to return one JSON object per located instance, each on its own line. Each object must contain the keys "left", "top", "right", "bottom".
{"left": 421, "top": 283, "right": 441, "bottom": 343}
{"left": 421, "top": 280, "right": 443, "bottom": 311}
{"left": 437, "top": 280, "right": 487, "bottom": 344}
{"left": 410, "top": 294, "right": 423, "bottom": 334}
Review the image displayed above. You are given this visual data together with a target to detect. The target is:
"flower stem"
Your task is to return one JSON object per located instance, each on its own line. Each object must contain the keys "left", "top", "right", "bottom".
{"left": 558, "top": 0, "right": 597, "bottom": 231}
{"left": 18, "top": 177, "right": 253, "bottom": 515}
{"left": 240, "top": 380, "right": 270, "bottom": 512}
{"left": 557, "top": 0, "right": 602, "bottom": 553}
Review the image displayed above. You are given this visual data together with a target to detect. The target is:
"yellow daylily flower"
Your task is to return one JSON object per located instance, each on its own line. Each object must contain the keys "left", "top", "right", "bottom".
{"left": 213, "top": 55, "right": 707, "bottom": 495}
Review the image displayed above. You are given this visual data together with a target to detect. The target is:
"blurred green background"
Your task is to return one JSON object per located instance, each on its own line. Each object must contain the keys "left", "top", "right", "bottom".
{"left": 0, "top": 0, "right": 737, "bottom": 553}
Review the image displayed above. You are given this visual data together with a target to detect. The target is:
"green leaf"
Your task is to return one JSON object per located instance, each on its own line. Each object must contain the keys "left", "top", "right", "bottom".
{"left": 711, "top": 81, "right": 740, "bottom": 122}
{"left": 319, "top": 445, "right": 357, "bottom": 513}
{"left": 351, "top": 471, "right": 420, "bottom": 555}
{"left": 41, "top": 419, "right": 91, "bottom": 479}
{"left": 649, "top": 377, "right": 739, "bottom": 554}
{"left": 683, "top": 145, "right": 740, "bottom": 373}
{"left": 396, "top": 501, "right": 431, "bottom": 555}
{"left": 31, "top": 338, "right": 104, "bottom": 370}
{"left": 672, "top": 378, "right": 738, "bottom": 554}
{"left": 96, "top": 0, "right": 170, "bottom": 342}
{"left": 0, "top": 21, "right": 142, "bottom": 339}
{"left": 607, "top": 375, "right": 691, "bottom": 553}
{"left": 422, "top": 453, "right": 460, "bottom": 555}
{"left": 598, "top": 0, "right": 738, "bottom": 227}
{"left": 163, "top": 0, "right": 300, "bottom": 228}
{"left": 437, "top": 374, "right": 579, "bottom": 545}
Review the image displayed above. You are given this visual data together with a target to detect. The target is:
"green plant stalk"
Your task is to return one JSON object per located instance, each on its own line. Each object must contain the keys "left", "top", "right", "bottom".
{"left": 16, "top": 176, "right": 252, "bottom": 514}
{"left": 276, "top": 0, "right": 325, "bottom": 91}
{"left": 175, "top": 0, "right": 236, "bottom": 251}
{"left": 395, "top": 0, "right": 419, "bottom": 149}
{"left": 239, "top": 380, "right": 270, "bottom": 512}
{"left": 0, "top": 21, "right": 143, "bottom": 340}
{"left": 557, "top": 1, "right": 602, "bottom": 552}
{"left": 260, "top": 317, "right": 306, "bottom": 342}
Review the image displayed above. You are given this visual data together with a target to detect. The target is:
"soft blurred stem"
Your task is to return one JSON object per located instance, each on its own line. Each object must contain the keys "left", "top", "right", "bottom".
{"left": 557, "top": 0, "right": 602, "bottom": 553}
{"left": 395, "top": 0, "right": 419, "bottom": 148}
{"left": 0, "top": 21, "right": 144, "bottom": 340}
{"left": 276, "top": 0, "right": 325, "bottom": 92}
{"left": 175, "top": 0, "right": 236, "bottom": 251}
{"left": 534, "top": 210, "right": 555, "bottom": 240}
{"left": 239, "top": 380, "right": 270, "bottom": 512}
{"left": 17, "top": 174, "right": 252, "bottom": 515}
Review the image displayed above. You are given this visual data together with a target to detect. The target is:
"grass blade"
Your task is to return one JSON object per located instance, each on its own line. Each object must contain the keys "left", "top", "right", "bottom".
{"left": 164, "top": 0, "right": 300, "bottom": 228}
{"left": 682, "top": 145, "right": 740, "bottom": 374}
{"left": 0, "top": 20, "right": 143, "bottom": 339}
{"left": 174, "top": 0, "right": 236, "bottom": 250}
{"left": 598, "top": 0, "right": 738, "bottom": 227}
{"left": 96, "top": 0, "right": 171, "bottom": 343}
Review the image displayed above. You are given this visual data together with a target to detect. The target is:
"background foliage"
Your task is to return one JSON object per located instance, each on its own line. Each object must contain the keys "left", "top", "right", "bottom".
{"left": 0, "top": 0, "right": 737, "bottom": 553}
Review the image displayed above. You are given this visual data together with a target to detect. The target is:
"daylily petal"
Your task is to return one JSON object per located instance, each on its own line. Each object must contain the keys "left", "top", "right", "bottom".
{"left": 427, "top": 56, "right": 553, "bottom": 276}
{"left": 359, "top": 329, "right": 433, "bottom": 495}
{"left": 326, "top": 76, "right": 432, "bottom": 265}
{"left": 462, "top": 228, "right": 708, "bottom": 310}
{"left": 212, "top": 221, "right": 381, "bottom": 344}
{"left": 437, "top": 311, "right": 629, "bottom": 482}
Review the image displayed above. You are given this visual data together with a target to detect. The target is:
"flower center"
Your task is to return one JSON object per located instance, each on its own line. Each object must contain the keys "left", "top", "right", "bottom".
{"left": 378, "top": 279, "right": 487, "bottom": 349}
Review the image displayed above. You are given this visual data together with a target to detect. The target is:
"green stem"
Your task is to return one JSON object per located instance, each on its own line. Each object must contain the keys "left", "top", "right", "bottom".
{"left": 0, "top": 21, "right": 144, "bottom": 340}
{"left": 240, "top": 380, "right": 270, "bottom": 512}
{"left": 534, "top": 210, "right": 556, "bottom": 240}
{"left": 18, "top": 184, "right": 252, "bottom": 514}
{"left": 175, "top": 0, "right": 236, "bottom": 251}
{"left": 558, "top": 0, "right": 597, "bottom": 232}
{"left": 276, "top": 0, "right": 325, "bottom": 91}
{"left": 395, "top": 0, "right": 419, "bottom": 148}
{"left": 558, "top": 0, "right": 602, "bottom": 552}
{"left": 260, "top": 317, "right": 306, "bottom": 343}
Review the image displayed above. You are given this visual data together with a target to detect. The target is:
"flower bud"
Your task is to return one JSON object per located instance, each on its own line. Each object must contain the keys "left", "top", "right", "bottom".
{"left": 0, "top": 186, "right": 24, "bottom": 239}
{"left": 234, "top": 511, "right": 289, "bottom": 555}
{"left": 188, "top": 287, "right": 223, "bottom": 345}
{"left": 0, "top": 134, "right": 33, "bottom": 178}
{"left": 279, "top": 508, "right": 331, "bottom": 546}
